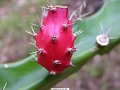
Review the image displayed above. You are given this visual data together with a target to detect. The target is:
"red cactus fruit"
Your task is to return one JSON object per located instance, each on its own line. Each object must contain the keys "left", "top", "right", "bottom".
{"left": 34, "top": 6, "right": 76, "bottom": 75}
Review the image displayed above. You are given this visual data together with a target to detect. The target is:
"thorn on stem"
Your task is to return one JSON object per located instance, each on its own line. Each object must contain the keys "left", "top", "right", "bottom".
{"left": 50, "top": 7, "right": 56, "bottom": 12}
{"left": 67, "top": 47, "right": 77, "bottom": 54}
{"left": 31, "top": 23, "right": 39, "bottom": 27}
{"left": 69, "top": 10, "right": 77, "bottom": 20}
{"left": 2, "top": 82, "right": 7, "bottom": 90}
{"left": 38, "top": 48, "right": 43, "bottom": 54}
{"left": 74, "top": 29, "right": 84, "bottom": 36}
{"left": 26, "top": 26, "right": 37, "bottom": 36}
{"left": 50, "top": 71, "right": 56, "bottom": 75}
{"left": 52, "top": 35, "right": 56, "bottom": 43}
{"left": 31, "top": 54, "right": 37, "bottom": 61}
{"left": 47, "top": 1, "right": 56, "bottom": 12}
{"left": 63, "top": 24, "right": 68, "bottom": 30}
{"left": 100, "top": 22, "right": 105, "bottom": 34}
{"left": 70, "top": 61, "right": 75, "bottom": 67}
{"left": 53, "top": 60, "right": 61, "bottom": 65}
{"left": 29, "top": 43, "right": 44, "bottom": 54}
{"left": 4, "top": 64, "right": 8, "bottom": 68}
{"left": 67, "top": 48, "right": 73, "bottom": 54}
{"left": 75, "top": 41, "right": 81, "bottom": 49}
{"left": 109, "top": 36, "right": 119, "bottom": 39}
{"left": 37, "top": 15, "right": 44, "bottom": 27}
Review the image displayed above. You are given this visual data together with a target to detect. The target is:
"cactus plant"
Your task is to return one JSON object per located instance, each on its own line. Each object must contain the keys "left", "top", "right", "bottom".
{"left": 0, "top": 0, "right": 120, "bottom": 90}
{"left": 34, "top": 6, "right": 76, "bottom": 75}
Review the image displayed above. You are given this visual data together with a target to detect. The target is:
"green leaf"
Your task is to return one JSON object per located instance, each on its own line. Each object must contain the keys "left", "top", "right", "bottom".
{"left": 0, "top": 0, "right": 120, "bottom": 89}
